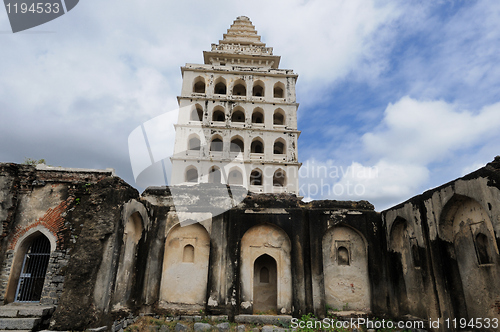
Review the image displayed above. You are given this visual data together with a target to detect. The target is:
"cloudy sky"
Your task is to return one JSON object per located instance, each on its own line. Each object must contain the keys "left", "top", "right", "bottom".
{"left": 1, "top": 0, "right": 499, "bottom": 210}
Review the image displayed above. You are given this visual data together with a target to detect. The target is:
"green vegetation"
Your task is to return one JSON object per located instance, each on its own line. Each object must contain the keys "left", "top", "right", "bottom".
{"left": 22, "top": 157, "right": 46, "bottom": 165}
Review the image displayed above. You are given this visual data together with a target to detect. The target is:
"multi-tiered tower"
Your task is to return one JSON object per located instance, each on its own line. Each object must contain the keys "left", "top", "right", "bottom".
{"left": 171, "top": 16, "right": 301, "bottom": 195}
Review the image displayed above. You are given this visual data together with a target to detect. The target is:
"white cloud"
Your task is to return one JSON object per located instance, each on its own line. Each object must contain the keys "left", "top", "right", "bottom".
{"left": 363, "top": 97, "right": 500, "bottom": 164}
{"left": 301, "top": 96, "right": 500, "bottom": 210}
{"left": 299, "top": 158, "right": 429, "bottom": 209}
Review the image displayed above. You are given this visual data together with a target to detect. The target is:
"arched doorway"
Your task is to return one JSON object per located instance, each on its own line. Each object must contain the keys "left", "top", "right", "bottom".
{"left": 240, "top": 224, "right": 292, "bottom": 315}
{"left": 15, "top": 235, "right": 51, "bottom": 302}
{"left": 253, "top": 254, "right": 277, "bottom": 314}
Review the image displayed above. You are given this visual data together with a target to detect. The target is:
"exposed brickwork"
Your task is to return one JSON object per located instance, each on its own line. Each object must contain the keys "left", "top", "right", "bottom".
{"left": 8, "top": 196, "right": 74, "bottom": 250}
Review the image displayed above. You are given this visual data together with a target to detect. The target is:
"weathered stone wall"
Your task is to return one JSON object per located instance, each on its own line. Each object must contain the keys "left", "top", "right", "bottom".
{"left": 382, "top": 156, "right": 500, "bottom": 331}
{"left": 0, "top": 163, "right": 113, "bottom": 304}
{"left": 1, "top": 158, "right": 500, "bottom": 331}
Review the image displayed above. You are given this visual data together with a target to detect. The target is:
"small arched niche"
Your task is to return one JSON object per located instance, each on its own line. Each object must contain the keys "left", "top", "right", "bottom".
{"left": 231, "top": 108, "right": 246, "bottom": 123}
{"left": 208, "top": 166, "right": 222, "bottom": 184}
{"left": 252, "top": 80, "right": 265, "bottom": 97}
{"left": 273, "top": 169, "right": 286, "bottom": 187}
{"left": 273, "top": 82, "right": 284, "bottom": 98}
{"left": 185, "top": 167, "right": 198, "bottom": 183}
{"left": 252, "top": 108, "right": 264, "bottom": 124}
{"left": 190, "top": 105, "right": 203, "bottom": 121}
{"left": 251, "top": 138, "right": 264, "bottom": 154}
{"left": 228, "top": 168, "right": 244, "bottom": 185}
{"left": 212, "top": 107, "right": 225, "bottom": 122}
{"left": 232, "top": 80, "right": 247, "bottom": 96}
{"left": 188, "top": 135, "right": 201, "bottom": 151}
{"left": 193, "top": 76, "right": 206, "bottom": 93}
{"left": 337, "top": 246, "right": 350, "bottom": 265}
{"left": 214, "top": 78, "right": 227, "bottom": 95}
{"left": 273, "top": 109, "right": 285, "bottom": 125}
{"left": 210, "top": 136, "right": 223, "bottom": 152}
{"left": 230, "top": 137, "right": 244, "bottom": 153}
{"left": 250, "top": 169, "right": 263, "bottom": 186}
{"left": 273, "top": 139, "right": 285, "bottom": 155}
{"left": 475, "top": 233, "right": 492, "bottom": 265}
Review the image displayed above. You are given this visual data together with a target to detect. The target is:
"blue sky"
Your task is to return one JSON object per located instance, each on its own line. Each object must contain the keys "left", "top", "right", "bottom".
{"left": 1, "top": 0, "right": 499, "bottom": 210}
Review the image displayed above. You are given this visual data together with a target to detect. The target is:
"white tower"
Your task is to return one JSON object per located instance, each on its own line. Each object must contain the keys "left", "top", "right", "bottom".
{"left": 171, "top": 16, "right": 301, "bottom": 195}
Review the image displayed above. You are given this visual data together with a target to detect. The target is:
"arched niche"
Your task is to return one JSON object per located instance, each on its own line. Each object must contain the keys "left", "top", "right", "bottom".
{"left": 438, "top": 194, "right": 500, "bottom": 322}
{"left": 228, "top": 168, "right": 244, "bottom": 186}
{"left": 112, "top": 211, "right": 144, "bottom": 308}
{"left": 388, "top": 217, "right": 423, "bottom": 317}
{"left": 322, "top": 225, "right": 370, "bottom": 311}
{"left": 193, "top": 76, "right": 206, "bottom": 94}
{"left": 190, "top": 105, "right": 203, "bottom": 121}
{"left": 240, "top": 224, "right": 292, "bottom": 315}
{"left": 160, "top": 223, "right": 210, "bottom": 308}
{"left": 214, "top": 78, "right": 227, "bottom": 95}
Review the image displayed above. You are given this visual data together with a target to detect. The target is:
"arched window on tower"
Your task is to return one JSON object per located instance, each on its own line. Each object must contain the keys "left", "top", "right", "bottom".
{"left": 252, "top": 108, "right": 264, "bottom": 124}
{"left": 273, "top": 139, "right": 285, "bottom": 155}
{"left": 230, "top": 137, "right": 244, "bottom": 153}
{"left": 188, "top": 136, "right": 200, "bottom": 151}
{"left": 191, "top": 106, "right": 203, "bottom": 121}
{"left": 232, "top": 80, "right": 246, "bottom": 96}
{"left": 185, "top": 167, "right": 198, "bottom": 183}
{"left": 208, "top": 166, "right": 222, "bottom": 183}
{"left": 228, "top": 169, "right": 243, "bottom": 185}
{"left": 253, "top": 81, "right": 265, "bottom": 97}
{"left": 210, "top": 137, "right": 223, "bottom": 152}
{"left": 250, "top": 169, "right": 263, "bottom": 186}
{"left": 273, "top": 109, "right": 285, "bottom": 125}
{"left": 251, "top": 139, "right": 264, "bottom": 154}
{"left": 231, "top": 109, "right": 245, "bottom": 122}
{"left": 212, "top": 108, "right": 225, "bottom": 122}
{"left": 214, "top": 78, "right": 227, "bottom": 95}
{"left": 273, "top": 82, "right": 284, "bottom": 98}
{"left": 273, "top": 169, "right": 286, "bottom": 187}
{"left": 193, "top": 77, "right": 206, "bottom": 93}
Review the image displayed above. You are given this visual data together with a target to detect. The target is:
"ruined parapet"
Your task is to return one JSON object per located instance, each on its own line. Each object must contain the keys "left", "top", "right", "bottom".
{"left": 381, "top": 157, "right": 500, "bottom": 328}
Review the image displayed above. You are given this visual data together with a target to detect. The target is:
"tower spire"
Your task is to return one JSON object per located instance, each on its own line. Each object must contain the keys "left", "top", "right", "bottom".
{"left": 204, "top": 16, "right": 280, "bottom": 68}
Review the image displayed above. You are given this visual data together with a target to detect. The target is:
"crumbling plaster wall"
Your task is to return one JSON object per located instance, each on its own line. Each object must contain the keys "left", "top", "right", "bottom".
{"left": 159, "top": 223, "right": 211, "bottom": 311}
{"left": 322, "top": 225, "right": 370, "bottom": 312}
{"left": 305, "top": 200, "right": 387, "bottom": 318}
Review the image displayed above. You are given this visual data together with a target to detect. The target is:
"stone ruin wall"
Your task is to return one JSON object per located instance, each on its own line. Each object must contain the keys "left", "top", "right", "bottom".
{"left": 0, "top": 158, "right": 499, "bottom": 331}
